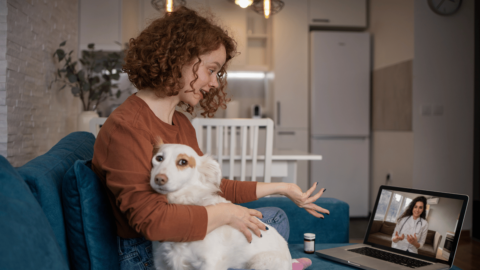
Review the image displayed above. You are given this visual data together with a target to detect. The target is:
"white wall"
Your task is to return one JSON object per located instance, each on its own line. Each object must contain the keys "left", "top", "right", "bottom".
{"left": 413, "top": 0, "right": 474, "bottom": 230}
{"left": 368, "top": 0, "right": 414, "bottom": 208}
{"left": 368, "top": 0, "right": 414, "bottom": 70}
{"left": 427, "top": 198, "right": 463, "bottom": 249}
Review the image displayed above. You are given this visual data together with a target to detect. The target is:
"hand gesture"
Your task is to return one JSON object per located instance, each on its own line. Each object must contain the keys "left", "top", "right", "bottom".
{"left": 284, "top": 182, "right": 330, "bottom": 218}
{"left": 224, "top": 204, "right": 267, "bottom": 243}
{"left": 406, "top": 233, "right": 418, "bottom": 246}
{"left": 393, "top": 231, "right": 405, "bottom": 243}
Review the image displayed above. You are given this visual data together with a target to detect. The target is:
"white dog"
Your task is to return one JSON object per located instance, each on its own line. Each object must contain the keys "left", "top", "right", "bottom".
{"left": 149, "top": 139, "right": 292, "bottom": 270}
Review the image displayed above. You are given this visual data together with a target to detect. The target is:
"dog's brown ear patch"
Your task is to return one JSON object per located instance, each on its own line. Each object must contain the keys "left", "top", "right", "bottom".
{"left": 152, "top": 137, "right": 164, "bottom": 155}
{"left": 176, "top": 154, "right": 196, "bottom": 170}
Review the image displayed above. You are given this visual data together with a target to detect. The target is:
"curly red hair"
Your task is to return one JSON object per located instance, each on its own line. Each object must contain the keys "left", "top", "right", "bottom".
{"left": 123, "top": 6, "right": 237, "bottom": 117}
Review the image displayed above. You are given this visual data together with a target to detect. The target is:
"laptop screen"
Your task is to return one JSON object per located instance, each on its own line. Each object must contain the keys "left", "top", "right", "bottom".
{"left": 365, "top": 186, "right": 468, "bottom": 265}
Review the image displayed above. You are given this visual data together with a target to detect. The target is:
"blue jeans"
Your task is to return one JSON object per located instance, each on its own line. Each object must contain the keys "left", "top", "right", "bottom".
{"left": 117, "top": 207, "right": 290, "bottom": 270}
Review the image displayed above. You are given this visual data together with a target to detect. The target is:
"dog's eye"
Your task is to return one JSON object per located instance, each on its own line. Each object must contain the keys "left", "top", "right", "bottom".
{"left": 178, "top": 159, "right": 188, "bottom": 166}
{"left": 156, "top": 155, "right": 164, "bottom": 162}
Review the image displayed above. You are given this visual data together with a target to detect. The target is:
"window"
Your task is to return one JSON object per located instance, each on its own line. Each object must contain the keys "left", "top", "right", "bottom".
{"left": 385, "top": 193, "right": 403, "bottom": 222}
{"left": 374, "top": 190, "right": 392, "bottom": 221}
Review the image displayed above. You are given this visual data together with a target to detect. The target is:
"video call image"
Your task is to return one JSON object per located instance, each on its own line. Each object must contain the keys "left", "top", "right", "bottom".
{"left": 367, "top": 189, "right": 463, "bottom": 261}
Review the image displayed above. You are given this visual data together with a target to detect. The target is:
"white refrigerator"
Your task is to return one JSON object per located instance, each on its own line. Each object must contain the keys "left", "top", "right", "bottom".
{"left": 310, "top": 31, "right": 370, "bottom": 217}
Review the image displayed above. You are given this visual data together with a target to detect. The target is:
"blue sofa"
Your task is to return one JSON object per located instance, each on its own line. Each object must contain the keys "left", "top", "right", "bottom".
{"left": 0, "top": 132, "right": 354, "bottom": 270}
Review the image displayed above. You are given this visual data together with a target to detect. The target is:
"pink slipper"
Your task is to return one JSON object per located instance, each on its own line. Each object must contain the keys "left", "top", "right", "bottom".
{"left": 292, "top": 258, "right": 312, "bottom": 270}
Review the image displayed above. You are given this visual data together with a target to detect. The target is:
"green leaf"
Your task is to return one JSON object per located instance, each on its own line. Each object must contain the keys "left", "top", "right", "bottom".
{"left": 59, "top": 40, "right": 66, "bottom": 47}
{"left": 67, "top": 73, "right": 77, "bottom": 83}
{"left": 68, "top": 50, "right": 73, "bottom": 56}
{"left": 111, "top": 73, "right": 120, "bottom": 80}
{"left": 94, "top": 64, "right": 104, "bottom": 73}
{"left": 56, "top": 49, "right": 66, "bottom": 62}
{"left": 87, "top": 43, "right": 95, "bottom": 49}
{"left": 59, "top": 84, "right": 66, "bottom": 91}
{"left": 116, "top": 90, "right": 121, "bottom": 98}
{"left": 82, "top": 82, "right": 90, "bottom": 91}
{"left": 77, "top": 70, "right": 85, "bottom": 82}
{"left": 71, "top": 86, "right": 80, "bottom": 96}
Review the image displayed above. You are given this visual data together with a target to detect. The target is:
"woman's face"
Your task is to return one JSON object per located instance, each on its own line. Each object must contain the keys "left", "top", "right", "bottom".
{"left": 412, "top": 201, "right": 424, "bottom": 219}
{"left": 178, "top": 44, "right": 227, "bottom": 107}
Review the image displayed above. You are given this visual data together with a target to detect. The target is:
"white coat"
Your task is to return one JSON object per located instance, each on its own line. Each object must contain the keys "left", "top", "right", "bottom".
{"left": 391, "top": 216, "right": 429, "bottom": 253}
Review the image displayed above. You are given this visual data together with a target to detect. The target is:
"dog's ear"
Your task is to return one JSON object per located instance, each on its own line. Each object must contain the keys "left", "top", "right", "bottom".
{"left": 198, "top": 154, "right": 222, "bottom": 187}
{"left": 152, "top": 136, "right": 164, "bottom": 155}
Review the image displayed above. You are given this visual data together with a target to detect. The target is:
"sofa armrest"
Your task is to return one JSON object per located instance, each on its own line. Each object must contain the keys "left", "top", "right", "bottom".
{"left": 434, "top": 232, "right": 442, "bottom": 252}
{"left": 239, "top": 197, "right": 349, "bottom": 244}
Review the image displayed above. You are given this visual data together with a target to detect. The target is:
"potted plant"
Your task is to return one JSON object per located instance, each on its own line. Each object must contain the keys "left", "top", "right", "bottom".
{"left": 50, "top": 41, "right": 125, "bottom": 131}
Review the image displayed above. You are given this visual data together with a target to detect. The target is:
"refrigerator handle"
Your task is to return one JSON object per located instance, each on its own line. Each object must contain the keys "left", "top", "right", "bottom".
{"left": 276, "top": 101, "right": 281, "bottom": 126}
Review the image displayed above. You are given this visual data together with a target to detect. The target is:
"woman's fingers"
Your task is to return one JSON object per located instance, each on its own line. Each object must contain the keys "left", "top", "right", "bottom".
{"left": 248, "top": 209, "right": 263, "bottom": 220}
{"left": 306, "top": 208, "right": 324, "bottom": 218}
{"left": 304, "top": 182, "right": 318, "bottom": 198}
{"left": 305, "top": 188, "right": 326, "bottom": 204}
{"left": 303, "top": 203, "right": 330, "bottom": 215}
{"left": 239, "top": 224, "right": 253, "bottom": 243}
{"left": 247, "top": 217, "right": 263, "bottom": 238}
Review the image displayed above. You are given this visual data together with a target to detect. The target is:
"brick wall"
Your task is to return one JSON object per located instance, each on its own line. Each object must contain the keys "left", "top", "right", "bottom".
{"left": 0, "top": 0, "right": 7, "bottom": 157}
{"left": 5, "top": 0, "right": 79, "bottom": 166}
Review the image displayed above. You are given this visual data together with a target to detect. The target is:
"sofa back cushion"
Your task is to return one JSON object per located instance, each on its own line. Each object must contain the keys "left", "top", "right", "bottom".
{"left": 15, "top": 132, "right": 95, "bottom": 263}
{"left": 240, "top": 197, "right": 349, "bottom": 244}
{"left": 62, "top": 159, "right": 119, "bottom": 270}
{"left": 369, "top": 220, "right": 383, "bottom": 234}
{"left": 380, "top": 221, "right": 396, "bottom": 236}
{"left": 0, "top": 156, "right": 69, "bottom": 270}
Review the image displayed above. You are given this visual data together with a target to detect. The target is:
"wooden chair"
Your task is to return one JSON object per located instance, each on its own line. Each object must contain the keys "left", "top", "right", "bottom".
{"left": 89, "top": 117, "right": 107, "bottom": 138}
{"left": 191, "top": 118, "right": 274, "bottom": 182}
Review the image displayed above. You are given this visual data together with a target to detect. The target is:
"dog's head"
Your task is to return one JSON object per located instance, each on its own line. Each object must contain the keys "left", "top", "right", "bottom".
{"left": 150, "top": 138, "right": 222, "bottom": 200}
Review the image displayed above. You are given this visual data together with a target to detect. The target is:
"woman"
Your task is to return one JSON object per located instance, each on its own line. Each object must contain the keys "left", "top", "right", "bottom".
{"left": 391, "top": 196, "right": 429, "bottom": 254}
{"left": 92, "top": 6, "right": 327, "bottom": 269}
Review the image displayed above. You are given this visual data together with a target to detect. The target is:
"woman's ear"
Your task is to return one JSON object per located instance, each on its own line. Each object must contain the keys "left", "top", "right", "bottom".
{"left": 198, "top": 154, "right": 222, "bottom": 187}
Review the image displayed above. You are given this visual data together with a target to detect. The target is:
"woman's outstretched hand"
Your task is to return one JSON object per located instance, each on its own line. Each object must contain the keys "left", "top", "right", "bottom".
{"left": 284, "top": 182, "right": 330, "bottom": 218}
{"left": 393, "top": 231, "right": 405, "bottom": 243}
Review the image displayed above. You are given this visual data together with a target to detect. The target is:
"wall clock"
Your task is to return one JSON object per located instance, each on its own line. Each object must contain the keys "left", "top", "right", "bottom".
{"left": 428, "top": 0, "right": 462, "bottom": 16}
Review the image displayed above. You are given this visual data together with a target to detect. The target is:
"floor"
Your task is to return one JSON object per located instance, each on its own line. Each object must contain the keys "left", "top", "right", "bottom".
{"left": 348, "top": 218, "right": 479, "bottom": 270}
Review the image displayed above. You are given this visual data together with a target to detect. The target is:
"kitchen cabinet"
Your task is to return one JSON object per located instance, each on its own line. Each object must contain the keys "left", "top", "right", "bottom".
{"left": 308, "top": 0, "right": 367, "bottom": 29}
{"left": 272, "top": 0, "right": 309, "bottom": 130}
{"left": 79, "top": 0, "right": 123, "bottom": 51}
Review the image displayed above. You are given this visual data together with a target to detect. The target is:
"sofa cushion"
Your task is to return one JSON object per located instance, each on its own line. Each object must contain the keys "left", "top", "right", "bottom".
{"left": 15, "top": 131, "right": 95, "bottom": 263}
{"left": 0, "top": 156, "right": 69, "bottom": 270}
{"left": 425, "top": 230, "right": 435, "bottom": 245}
{"left": 62, "top": 159, "right": 119, "bottom": 270}
{"left": 369, "top": 220, "right": 383, "bottom": 234}
{"left": 240, "top": 197, "right": 349, "bottom": 244}
{"left": 367, "top": 232, "right": 393, "bottom": 247}
{"left": 380, "top": 221, "right": 396, "bottom": 236}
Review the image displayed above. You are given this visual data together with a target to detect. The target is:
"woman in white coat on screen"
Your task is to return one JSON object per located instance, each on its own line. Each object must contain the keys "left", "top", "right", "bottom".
{"left": 391, "top": 196, "right": 429, "bottom": 254}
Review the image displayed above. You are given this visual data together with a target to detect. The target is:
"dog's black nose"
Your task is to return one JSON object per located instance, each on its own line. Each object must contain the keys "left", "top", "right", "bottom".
{"left": 155, "top": 174, "right": 168, "bottom": 185}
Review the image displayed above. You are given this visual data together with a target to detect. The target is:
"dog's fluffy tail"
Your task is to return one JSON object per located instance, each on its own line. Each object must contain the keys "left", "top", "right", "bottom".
{"left": 245, "top": 251, "right": 292, "bottom": 270}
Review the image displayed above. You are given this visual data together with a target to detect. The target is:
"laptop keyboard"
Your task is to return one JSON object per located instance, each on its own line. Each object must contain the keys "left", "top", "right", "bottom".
{"left": 348, "top": 247, "right": 432, "bottom": 268}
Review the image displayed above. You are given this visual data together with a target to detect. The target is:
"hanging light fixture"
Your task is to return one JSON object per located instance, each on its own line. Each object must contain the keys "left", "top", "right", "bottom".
{"left": 235, "top": 0, "right": 254, "bottom": 8}
{"left": 250, "top": 0, "right": 284, "bottom": 19}
{"left": 151, "top": 0, "right": 186, "bottom": 13}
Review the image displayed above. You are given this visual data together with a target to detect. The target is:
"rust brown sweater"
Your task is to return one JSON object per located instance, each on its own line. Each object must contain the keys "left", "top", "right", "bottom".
{"left": 92, "top": 94, "right": 257, "bottom": 241}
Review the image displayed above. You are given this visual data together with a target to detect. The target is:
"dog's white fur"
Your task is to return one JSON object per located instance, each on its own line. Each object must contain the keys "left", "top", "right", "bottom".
{"left": 150, "top": 141, "right": 292, "bottom": 270}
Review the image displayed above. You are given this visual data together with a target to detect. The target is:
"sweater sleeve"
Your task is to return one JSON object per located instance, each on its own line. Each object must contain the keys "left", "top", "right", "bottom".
{"left": 101, "top": 123, "right": 208, "bottom": 242}
{"left": 219, "top": 178, "right": 258, "bottom": 204}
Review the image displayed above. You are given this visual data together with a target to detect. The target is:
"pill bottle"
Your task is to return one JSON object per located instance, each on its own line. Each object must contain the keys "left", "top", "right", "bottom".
{"left": 304, "top": 233, "right": 316, "bottom": 254}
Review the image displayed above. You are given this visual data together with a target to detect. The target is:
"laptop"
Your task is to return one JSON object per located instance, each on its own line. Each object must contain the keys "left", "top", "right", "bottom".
{"left": 316, "top": 185, "right": 469, "bottom": 269}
